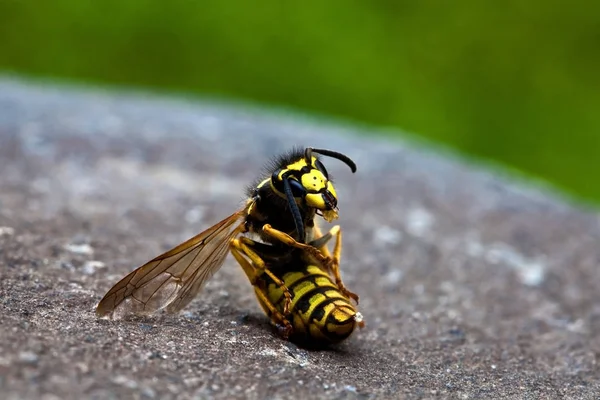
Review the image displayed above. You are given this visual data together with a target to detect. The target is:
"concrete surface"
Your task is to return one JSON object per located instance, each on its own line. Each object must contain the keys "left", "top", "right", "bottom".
{"left": 1, "top": 78, "right": 599, "bottom": 399}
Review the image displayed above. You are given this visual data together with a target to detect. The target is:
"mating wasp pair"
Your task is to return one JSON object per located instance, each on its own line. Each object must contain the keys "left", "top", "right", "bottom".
{"left": 96, "top": 147, "right": 364, "bottom": 346}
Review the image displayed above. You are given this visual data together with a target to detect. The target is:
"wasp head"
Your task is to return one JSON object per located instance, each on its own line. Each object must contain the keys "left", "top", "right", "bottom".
{"left": 271, "top": 147, "right": 356, "bottom": 239}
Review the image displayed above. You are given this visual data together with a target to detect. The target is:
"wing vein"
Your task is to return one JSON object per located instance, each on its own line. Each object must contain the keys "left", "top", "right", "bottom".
{"left": 96, "top": 205, "right": 252, "bottom": 318}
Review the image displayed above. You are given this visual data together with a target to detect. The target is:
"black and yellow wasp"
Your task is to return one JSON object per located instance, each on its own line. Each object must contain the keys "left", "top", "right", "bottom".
{"left": 96, "top": 147, "right": 364, "bottom": 346}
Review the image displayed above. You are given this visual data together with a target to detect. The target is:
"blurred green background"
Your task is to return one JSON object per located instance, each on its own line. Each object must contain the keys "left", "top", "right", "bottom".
{"left": 1, "top": 1, "right": 598, "bottom": 204}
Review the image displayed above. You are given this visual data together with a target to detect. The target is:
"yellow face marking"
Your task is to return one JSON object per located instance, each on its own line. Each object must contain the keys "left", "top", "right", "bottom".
{"left": 306, "top": 180, "right": 339, "bottom": 211}
{"left": 301, "top": 170, "right": 328, "bottom": 193}
{"left": 277, "top": 157, "right": 313, "bottom": 181}
{"left": 276, "top": 156, "right": 323, "bottom": 183}
{"left": 289, "top": 156, "right": 318, "bottom": 172}
{"left": 305, "top": 193, "right": 324, "bottom": 209}
{"left": 325, "top": 181, "right": 337, "bottom": 199}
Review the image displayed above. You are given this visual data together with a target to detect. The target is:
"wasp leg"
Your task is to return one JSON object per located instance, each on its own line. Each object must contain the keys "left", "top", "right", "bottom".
{"left": 231, "top": 237, "right": 293, "bottom": 315}
{"left": 262, "top": 224, "right": 330, "bottom": 265}
{"left": 229, "top": 238, "right": 293, "bottom": 319}
{"left": 311, "top": 222, "right": 333, "bottom": 258}
{"left": 308, "top": 232, "right": 333, "bottom": 249}
{"left": 327, "top": 225, "right": 360, "bottom": 304}
{"left": 264, "top": 224, "right": 360, "bottom": 304}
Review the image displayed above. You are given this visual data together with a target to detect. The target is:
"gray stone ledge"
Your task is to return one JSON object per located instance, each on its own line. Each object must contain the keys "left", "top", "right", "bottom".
{"left": 1, "top": 77, "right": 599, "bottom": 399}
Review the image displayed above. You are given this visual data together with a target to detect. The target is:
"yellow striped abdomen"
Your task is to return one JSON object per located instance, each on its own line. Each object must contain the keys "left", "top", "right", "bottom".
{"left": 256, "top": 264, "right": 361, "bottom": 346}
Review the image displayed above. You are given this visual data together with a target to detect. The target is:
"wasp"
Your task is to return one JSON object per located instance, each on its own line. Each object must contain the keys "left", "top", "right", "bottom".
{"left": 96, "top": 147, "right": 364, "bottom": 345}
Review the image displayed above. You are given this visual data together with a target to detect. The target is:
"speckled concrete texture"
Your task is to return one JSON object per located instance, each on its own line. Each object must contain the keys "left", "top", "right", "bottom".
{"left": 1, "top": 78, "right": 599, "bottom": 399}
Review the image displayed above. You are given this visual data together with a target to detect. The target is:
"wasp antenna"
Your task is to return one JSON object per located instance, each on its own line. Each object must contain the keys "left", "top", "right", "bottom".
{"left": 282, "top": 175, "right": 306, "bottom": 242}
{"left": 311, "top": 148, "right": 357, "bottom": 173}
{"left": 304, "top": 147, "right": 313, "bottom": 166}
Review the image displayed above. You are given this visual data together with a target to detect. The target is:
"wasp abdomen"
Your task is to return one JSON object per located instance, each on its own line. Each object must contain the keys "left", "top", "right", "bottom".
{"left": 256, "top": 264, "right": 360, "bottom": 346}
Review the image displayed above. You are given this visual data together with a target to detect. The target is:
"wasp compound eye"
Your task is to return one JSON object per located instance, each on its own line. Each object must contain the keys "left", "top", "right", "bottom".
{"left": 288, "top": 178, "right": 306, "bottom": 197}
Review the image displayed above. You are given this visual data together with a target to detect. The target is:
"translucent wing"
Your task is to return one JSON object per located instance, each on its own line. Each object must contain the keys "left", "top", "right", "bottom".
{"left": 96, "top": 206, "right": 249, "bottom": 318}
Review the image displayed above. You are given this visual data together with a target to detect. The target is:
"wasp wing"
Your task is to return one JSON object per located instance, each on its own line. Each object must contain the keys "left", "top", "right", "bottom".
{"left": 96, "top": 207, "right": 248, "bottom": 318}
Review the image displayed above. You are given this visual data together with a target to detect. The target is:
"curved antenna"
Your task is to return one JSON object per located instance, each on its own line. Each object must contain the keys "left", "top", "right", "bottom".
{"left": 282, "top": 174, "right": 305, "bottom": 242}
{"left": 310, "top": 148, "right": 357, "bottom": 173}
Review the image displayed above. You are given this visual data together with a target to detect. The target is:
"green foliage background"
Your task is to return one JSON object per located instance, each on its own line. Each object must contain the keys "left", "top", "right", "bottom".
{"left": 1, "top": 1, "right": 598, "bottom": 203}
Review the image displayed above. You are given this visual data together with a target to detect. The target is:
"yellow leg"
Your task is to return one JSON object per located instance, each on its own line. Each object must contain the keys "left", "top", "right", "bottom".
{"left": 311, "top": 222, "right": 333, "bottom": 258}
{"left": 262, "top": 224, "right": 330, "bottom": 265}
{"left": 230, "top": 238, "right": 293, "bottom": 314}
{"left": 252, "top": 287, "right": 293, "bottom": 339}
{"left": 328, "top": 225, "right": 360, "bottom": 304}
{"left": 263, "top": 224, "right": 359, "bottom": 304}
{"left": 229, "top": 238, "right": 293, "bottom": 321}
